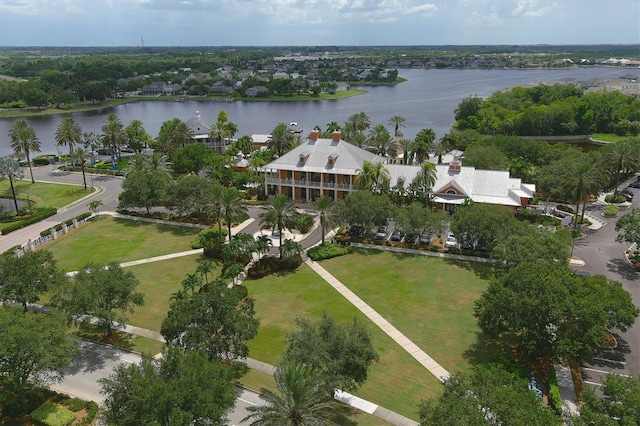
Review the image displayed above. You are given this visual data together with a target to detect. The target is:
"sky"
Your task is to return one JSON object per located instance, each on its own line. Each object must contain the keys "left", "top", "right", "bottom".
{"left": 0, "top": 0, "right": 638, "bottom": 47}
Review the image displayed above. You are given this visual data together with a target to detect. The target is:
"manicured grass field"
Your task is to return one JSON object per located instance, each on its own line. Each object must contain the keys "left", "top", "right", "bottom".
{"left": 45, "top": 216, "right": 202, "bottom": 271}
{"left": 125, "top": 254, "right": 210, "bottom": 331}
{"left": 320, "top": 249, "right": 490, "bottom": 376}
{"left": 0, "top": 179, "right": 89, "bottom": 209}
{"left": 244, "top": 264, "right": 442, "bottom": 420}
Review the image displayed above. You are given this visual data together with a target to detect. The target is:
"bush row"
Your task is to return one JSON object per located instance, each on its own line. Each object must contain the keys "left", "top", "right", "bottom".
{"left": 247, "top": 255, "right": 302, "bottom": 279}
{"left": 605, "top": 194, "right": 627, "bottom": 204}
{"left": 547, "top": 367, "right": 563, "bottom": 416}
{"left": 0, "top": 207, "right": 57, "bottom": 235}
{"left": 307, "top": 243, "right": 353, "bottom": 261}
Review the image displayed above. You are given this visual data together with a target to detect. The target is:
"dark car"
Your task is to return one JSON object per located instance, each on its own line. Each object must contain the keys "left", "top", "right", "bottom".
{"left": 628, "top": 181, "right": 640, "bottom": 189}
{"left": 348, "top": 225, "right": 365, "bottom": 238}
{"left": 461, "top": 234, "right": 474, "bottom": 250}
{"left": 405, "top": 233, "right": 418, "bottom": 244}
{"left": 621, "top": 188, "right": 634, "bottom": 201}
{"left": 390, "top": 229, "right": 404, "bottom": 242}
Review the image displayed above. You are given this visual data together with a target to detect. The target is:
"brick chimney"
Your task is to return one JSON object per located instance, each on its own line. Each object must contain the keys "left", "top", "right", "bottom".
{"left": 310, "top": 129, "right": 319, "bottom": 141}
{"left": 332, "top": 130, "right": 341, "bottom": 142}
{"left": 449, "top": 155, "right": 462, "bottom": 173}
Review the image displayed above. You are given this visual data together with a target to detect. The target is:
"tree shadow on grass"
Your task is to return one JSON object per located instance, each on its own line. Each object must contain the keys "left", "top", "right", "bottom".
{"left": 463, "top": 332, "right": 528, "bottom": 374}
{"left": 443, "top": 257, "right": 496, "bottom": 281}
{"left": 114, "top": 217, "right": 200, "bottom": 237}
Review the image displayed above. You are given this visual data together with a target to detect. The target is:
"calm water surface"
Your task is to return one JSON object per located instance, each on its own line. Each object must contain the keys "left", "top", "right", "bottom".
{"left": 0, "top": 67, "right": 633, "bottom": 157}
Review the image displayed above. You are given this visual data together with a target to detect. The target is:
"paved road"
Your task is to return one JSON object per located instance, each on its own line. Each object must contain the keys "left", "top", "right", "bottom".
{"left": 53, "top": 339, "right": 263, "bottom": 424}
{"left": 572, "top": 181, "right": 640, "bottom": 390}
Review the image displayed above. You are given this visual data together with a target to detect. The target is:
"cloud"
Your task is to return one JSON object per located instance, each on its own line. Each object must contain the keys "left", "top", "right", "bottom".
{"left": 404, "top": 3, "right": 438, "bottom": 16}
{"left": 512, "top": 0, "right": 559, "bottom": 18}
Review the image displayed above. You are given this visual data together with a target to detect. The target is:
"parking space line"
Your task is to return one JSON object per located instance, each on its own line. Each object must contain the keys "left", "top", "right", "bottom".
{"left": 583, "top": 367, "right": 630, "bottom": 377}
{"left": 592, "top": 356, "right": 626, "bottom": 365}
{"left": 584, "top": 381, "right": 603, "bottom": 387}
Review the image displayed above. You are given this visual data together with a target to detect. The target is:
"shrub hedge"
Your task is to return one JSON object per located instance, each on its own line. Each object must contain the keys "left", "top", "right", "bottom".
{"left": 0, "top": 207, "right": 57, "bottom": 235}
{"left": 604, "top": 205, "right": 620, "bottom": 217}
{"left": 547, "top": 367, "right": 563, "bottom": 416}
{"left": 605, "top": 194, "right": 627, "bottom": 204}
{"left": 30, "top": 402, "right": 75, "bottom": 426}
{"left": 307, "top": 243, "right": 352, "bottom": 260}
{"left": 247, "top": 255, "right": 302, "bottom": 279}
{"left": 556, "top": 204, "right": 574, "bottom": 214}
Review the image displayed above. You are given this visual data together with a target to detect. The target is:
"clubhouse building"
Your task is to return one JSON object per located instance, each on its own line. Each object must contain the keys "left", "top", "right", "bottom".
{"left": 263, "top": 130, "right": 535, "bottom": 210}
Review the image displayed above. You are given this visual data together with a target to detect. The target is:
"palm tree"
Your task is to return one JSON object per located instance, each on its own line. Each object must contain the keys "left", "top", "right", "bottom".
{"left": 242, "top": 362, "right": 340, "bottom": 426}
{"left": 314, "top": 195, "right": 340, "bottom": 245}
{"left": 252, "top": 235, "right": 272, "bottom": 265}
{"left": 205, "top": 182, "right": 225, "bottom": 233}
{"left": 281, "top": 239, "right": 303, "bottom": 259}
{"left": 412, "top": 162, "right": 437, "bottom": 200}
{"left": 9, "top": 119, "right": 40, "bottom": 183}
{"left": 196, "top": 259, "right": 217, "bottom": 285}
{"left": 355, "top": 161, "right": 390, "bottom": 194}
{"left": 562, "top": 159, "right": 606, "bottom": 228}
{"left": 0, "top": 157, "right": 23, "bottom": 212}
{"left": 55, "top": 117, "right": 82, "bottom": 160}
{"left": 388, "top": 115, "right": 406, "bottom": 136}
{"left": 268, "top": 122, "right": 296, "bottom": 157}
{"left": 413, "top": 128, "right": 436, "bottom": 164}
{"left": 259, "top": 194, "right": 298, "bottom": 259}
{"left": 399, "top": 138, "right": 414, "bottom": 165}
{"left": 180, "top": 273, "right": 201, "bottom": 295}
{"left": 101, "top": 113, "right": 125, "bottom": 162}
{"left": 346, "top": 111, "right": 371, "bottom": 134}
{"left": 326, "top": 121, "right": 341, "bottom": 133}
{"left": 169, "top": 289, "right": 188, "bottom": 307}
{"left": 124, "top": 119, "right": 152, "bottom": 153}
{"left": 209, "top": 110, "right": 238, "bottom": 153}
{"left": 507, "top": 156, "right": 536, "bottom": 181}
{"left": 602, "top": 140, "right": 640, "bottom": 195}
{"left": 366, "top": 124, "right": 392, "bottom": 156}
{"left": 154, "top": 117, "right": 193, "bottom": 159}
{"left": 82, "top": 131, "right": 100, "bottom": 166}
{"left": 220, "top": 186, "right": 247, "bottom": 239}
{"left": 72, "top": 147, "right": 91, "bottom": 189}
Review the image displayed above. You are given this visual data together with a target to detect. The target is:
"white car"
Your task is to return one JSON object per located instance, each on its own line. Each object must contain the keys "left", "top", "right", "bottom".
{"left": 445, "top": 233, "right": 457, "bottom": 249}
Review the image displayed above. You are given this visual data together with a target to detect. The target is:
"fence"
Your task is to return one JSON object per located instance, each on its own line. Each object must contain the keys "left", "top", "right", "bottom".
{"left": 13, "top": 215, "right": 91, "bottom": 257}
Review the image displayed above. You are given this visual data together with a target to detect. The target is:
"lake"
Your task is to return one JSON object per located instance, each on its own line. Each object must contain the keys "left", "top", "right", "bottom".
{"left": 0, "top": 67, "right": 633, "bottom": 157}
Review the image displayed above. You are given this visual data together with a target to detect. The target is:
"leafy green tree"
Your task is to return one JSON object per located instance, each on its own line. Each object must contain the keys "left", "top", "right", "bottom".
{"left": 475, "top": 261, "right": 638, "bottom": 369}
{"left": 259, "top": 194, "right": 298, "bottom": 258}
{"left": 268, "top": 122, "right": 296, "bottom": 157}
{"left": 418, "top": 364, "right": 559, "bottom": 426}
{"left": 100, "top": 347, "right": 237, "bottom": 426}
{"left": 616, "top": 207, "right": 640, "bottom": 247}
{"left": 314, "top": 195, "right": 340, "bottom": 245}
{"left": 124, "top": 119, "right": 152, "bottom": 153}
{"left": 118, "top": 169, "right": 174, "bottom": 213}
{"left": 242, "top": 362, "right": 342, "bottom": 426}
{"left": 160, "top": 278, "right": 259, "bottom": 361}
{"left": 55, "top": 261, "right": 144, "bottom": 336}
{"left": 71, "top": 147, "right": 91, "bottom": 189}
{"left": 155, "top": 118, "right": 194, "bottom": 159}
{"left": 220, "top": 186, "right": 247, "bottom": 239}
{"left": 462, "top": 143, "right": 508, "bottom": 170}
{"left": 454, "top": 96, "right": 484, "bottom": 130}
{"left": 336, "top": 190, "right": 391, "bottom": 231}
{"left": 355, "top": 160, "right": 390, "bottom": 193}
{"left": 0, "top": 250, "right": 66, "bottom": 312}
{"left": 491, "top": 224, "right": 572, "bottom": 268}
{"left": 0, "top": 157, "right": 23, "bottom": 212}
{"left": 573, "top": 374, "right": 640, "bottom": 426}
{"left": 450, "top": 202, "right": 514, "bottom": 250}
{"left": 412, "top": 162, "right": 437, "bottom": 200}
{"left": 172, "top": 174, "right": 214, "bottom": 216}
{"left": 101, "top": 112, "right": 126, "bottom": 162}
{"left": 9, "top": 119, "right": 40, "bottom": 183}
{"left": 283, "top": 313, "right": 379, "bottom": 393}
{"left": 196, "top": 259, "right": 217, "bottom": 285}
{"left": 507, "top": 156, "right": 536, "bottom": 181}
{"left": 0, "top": 307, "right": 77, "bottom": 408}
{"left": 55, "top": 116, "right": 82, "bottom": 159}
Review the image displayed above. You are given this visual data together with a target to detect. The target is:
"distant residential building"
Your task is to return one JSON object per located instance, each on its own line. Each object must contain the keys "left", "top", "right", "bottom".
{"left": 245, "top": 86, "right": 269, "bottom": 97}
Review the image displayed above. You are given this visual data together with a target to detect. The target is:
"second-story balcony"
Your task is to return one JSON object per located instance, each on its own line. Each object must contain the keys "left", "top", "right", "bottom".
{"left": 265, "top": 176, "right": 354, "bottom": 191}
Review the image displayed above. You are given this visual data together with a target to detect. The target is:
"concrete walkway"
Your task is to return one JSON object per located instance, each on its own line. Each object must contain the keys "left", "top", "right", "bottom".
{"left": 304, "top": 257, "right": 450, "bottom": 382}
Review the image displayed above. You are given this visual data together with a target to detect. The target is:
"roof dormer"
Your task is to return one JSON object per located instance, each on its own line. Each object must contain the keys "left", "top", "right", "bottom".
{"left": 327, "top": 153, "right": 338, "bottom": 168}
{"left": 299, "top": 151, "right": 310, "bottom": 165}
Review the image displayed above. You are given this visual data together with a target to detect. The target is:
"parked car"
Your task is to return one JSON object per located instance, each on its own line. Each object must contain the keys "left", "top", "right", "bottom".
{"left": 390, "top": 229, "right": 404, "bottom": 242}
{"left": 405, "top": 233, "right": 418, "bottom": 244}
{"left": 621, "top": 188, "right": 634, "bottom": 201}
{"left": 419, "top": 231, "right": 431, "bottom": 245}
{"left": 628, "top": 181, "right": 640, "bottom": 189}
{"left": 374, "top": 225, "right": 388, "bottom": 240}
{"left": 348, "top": 225, "right": 365, "bottom": 238}
{"left": 445, "top": 232, "right": 457, "bottom": 249}
{"left": 475, "top": 238, "right": 487, "bottom": 251}
{"left": 461, "top": 234, "right": 474, "bottom": 250}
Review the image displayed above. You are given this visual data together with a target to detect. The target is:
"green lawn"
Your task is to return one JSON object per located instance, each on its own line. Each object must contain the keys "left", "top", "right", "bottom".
{"left": 319, "top": 249, "right": 490, "bottom": 376}
{"left": 45, "top": 216, "right": 202, "bottom": 271}
{"left": 244, "top": 264, "right": 441, "bottom": 420}
{"left": 0, "top": 179, "right": 90, "bottom": 209}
